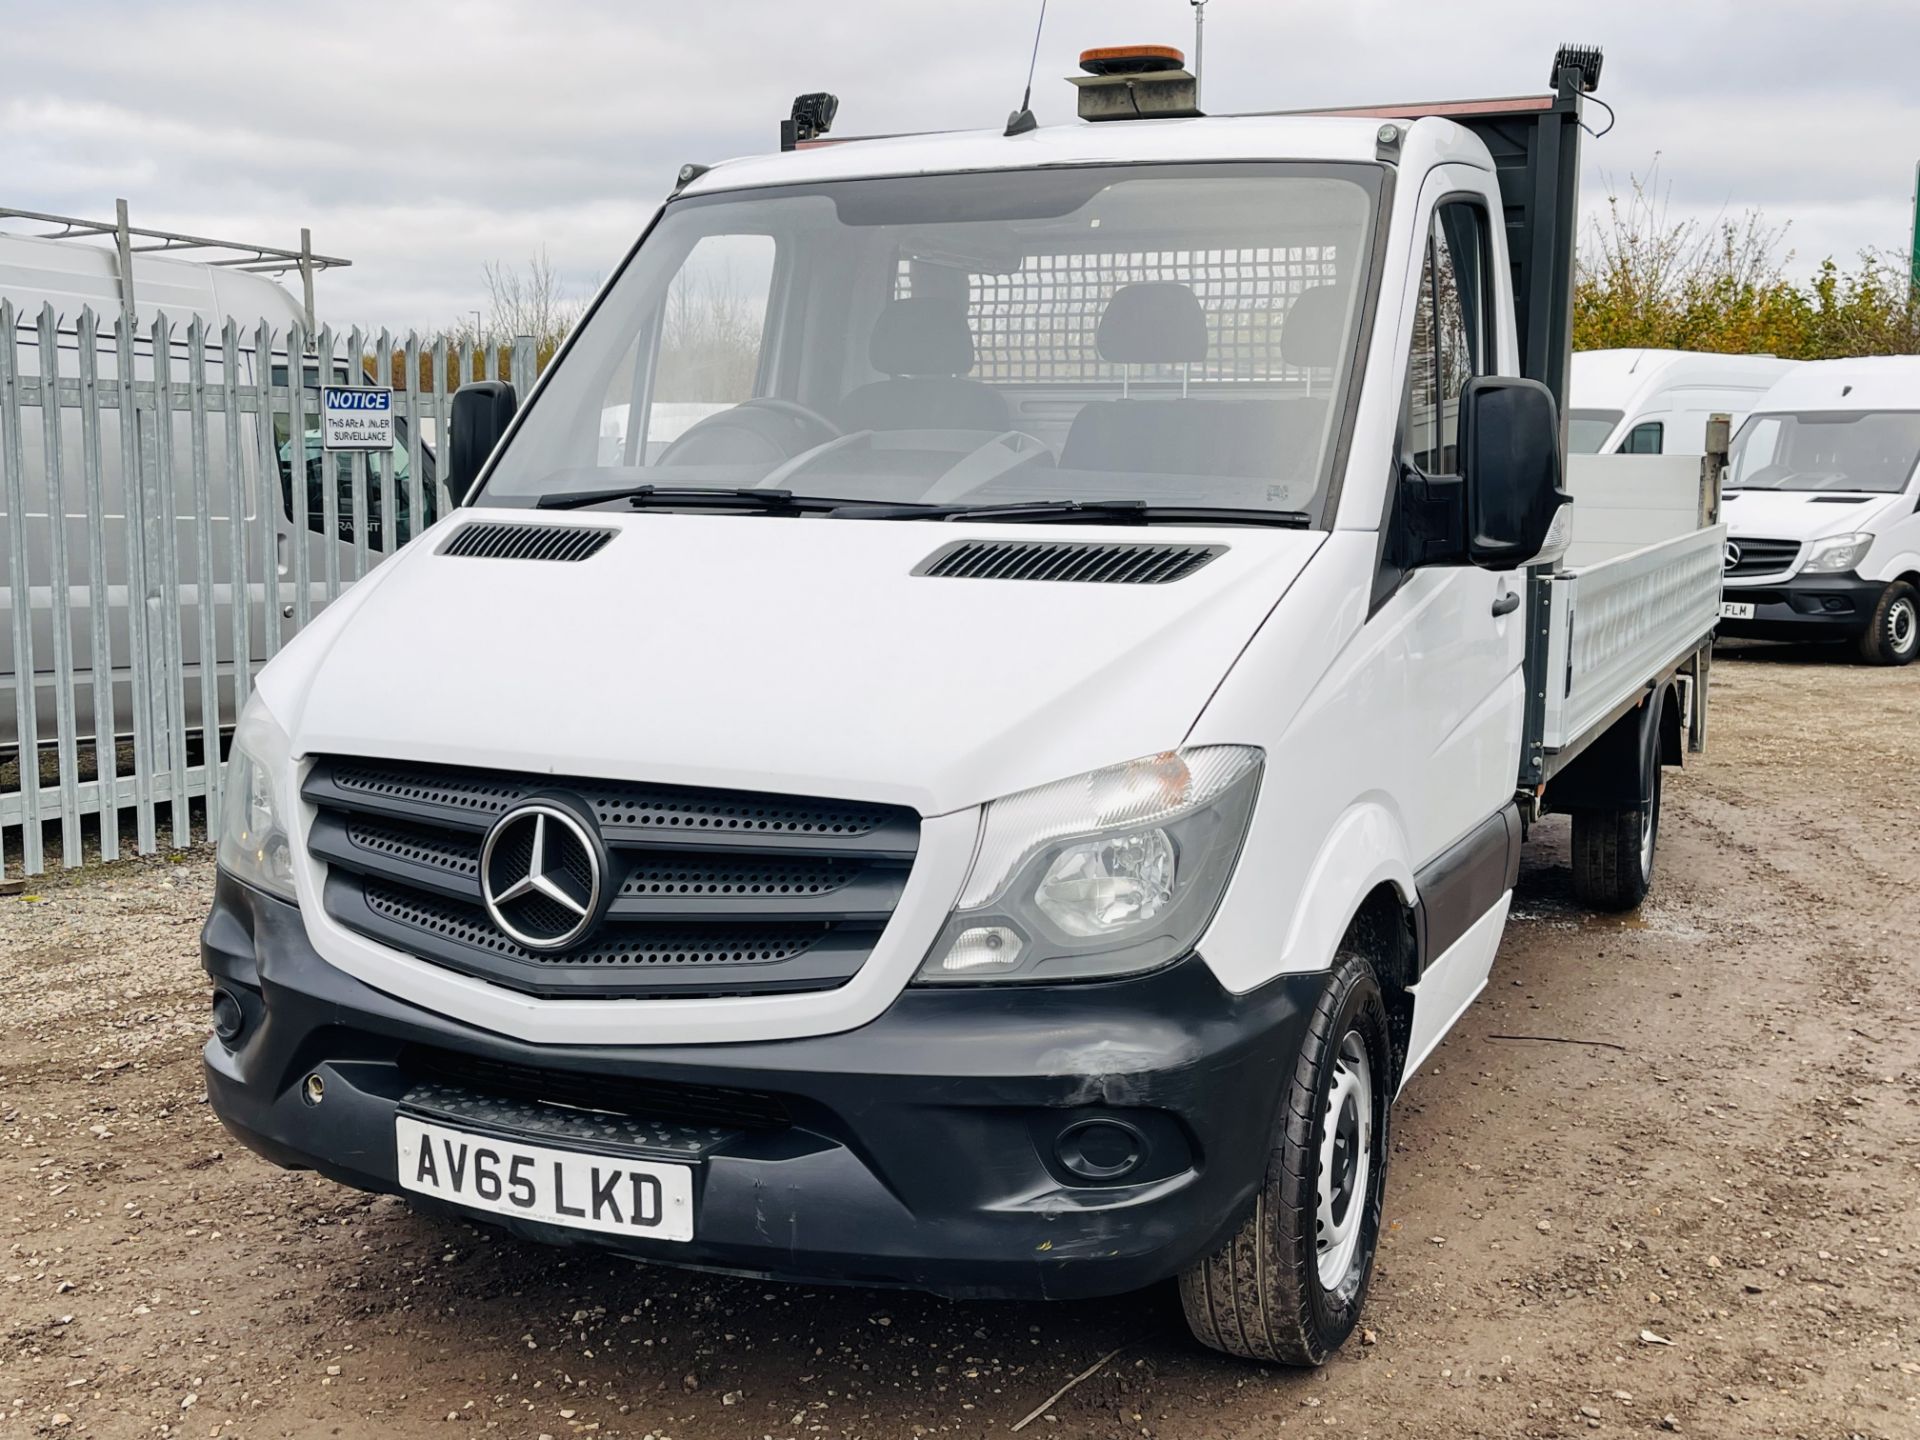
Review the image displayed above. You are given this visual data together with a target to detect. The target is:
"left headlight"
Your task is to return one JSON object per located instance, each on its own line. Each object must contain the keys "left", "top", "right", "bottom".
{"left": 916, "top": 746, "right": 1263, "bottom": 985}
{"left": 1802, "top": 532, "right": 1874, "bottom": 574}
{"left": 217, "top": 695, "right": 298, "bottom": 903}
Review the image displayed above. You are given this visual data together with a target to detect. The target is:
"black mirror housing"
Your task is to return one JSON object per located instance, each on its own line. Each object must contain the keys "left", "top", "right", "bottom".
{"left": 446, "top": 381, "right": 518, "bottom": 505}
{"left": 1459, "top": 376, "right": 1568, "bottom": 569}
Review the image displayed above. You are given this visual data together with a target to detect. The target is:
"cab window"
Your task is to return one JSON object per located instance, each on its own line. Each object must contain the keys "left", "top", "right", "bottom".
{"left": 1618, "top": 421, "right": 1664, "bottom": 455}
{"left": 1403, "top": 200, "right": 1492, "bottom": 476}
{"left": 272, "top": 360, "right": 439, "bottom": 551}
{"left": 275, "top": 414, "right": 437, "bottom": 551}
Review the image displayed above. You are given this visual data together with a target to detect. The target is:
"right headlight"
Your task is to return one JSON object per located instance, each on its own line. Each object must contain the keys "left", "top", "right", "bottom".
{"left": 217, "top": 695, "right": 298, "bottom": 903}
{"left": 1801, "top": 532, "right": 1874, "bottom": 574}
{"left": 916, "top": 746, "right": 1263, "bottom": 985}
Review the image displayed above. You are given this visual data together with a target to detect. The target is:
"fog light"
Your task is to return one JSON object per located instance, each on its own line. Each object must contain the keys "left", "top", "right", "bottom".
{"left": 210, "top": 989, "right": 245, "bottom": 1045}
{"left": 1055, "top": 1119, "right": 1146, "bottom": 1182}
{"left": 936, "top": 925, "right": 1024, "bottom": 975}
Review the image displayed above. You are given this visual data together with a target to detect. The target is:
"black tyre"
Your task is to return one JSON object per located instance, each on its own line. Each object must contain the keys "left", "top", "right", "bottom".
{"left": 1179, "top": 950, "right": 1392, "bottom": 1366}
{"left": 1571, "top": 754, "right": 1660, "bottom": 911}
{"left": 1855, "top": 581, "right": 1920, "bottom": 666}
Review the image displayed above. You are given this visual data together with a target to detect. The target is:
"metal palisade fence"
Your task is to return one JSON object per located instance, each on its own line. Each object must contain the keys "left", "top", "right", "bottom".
{"left": 0, "top": 302, "right": 540, "bottom": 879}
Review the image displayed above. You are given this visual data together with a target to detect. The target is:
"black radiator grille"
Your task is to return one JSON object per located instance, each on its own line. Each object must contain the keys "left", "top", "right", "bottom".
{"left": 1724, "top": 537, "right": 1800, "bottom": 578}
{"left": 306, "top": 757, "right": 918, "bottom": 1000}
{"left": 346, "top": 816, "right": 479, "bottom": 877}
{"left": 363, "top": 881, "right": 828, "bottom": 966}
{"left": 323, "top": 756, "right": 904, "bottom": 837}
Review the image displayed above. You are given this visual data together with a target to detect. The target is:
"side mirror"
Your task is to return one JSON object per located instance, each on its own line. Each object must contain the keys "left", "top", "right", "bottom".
{"left": 446, "top": 381, "right": 518, "bottom": 505}
{"left": 1459, "top": 376, "right": 1569, "bottom": 569}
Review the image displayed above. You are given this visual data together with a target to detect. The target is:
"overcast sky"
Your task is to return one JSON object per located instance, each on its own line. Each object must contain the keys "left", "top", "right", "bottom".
{"left": 5, "top": 0, "right": 1917, "bottom": 333}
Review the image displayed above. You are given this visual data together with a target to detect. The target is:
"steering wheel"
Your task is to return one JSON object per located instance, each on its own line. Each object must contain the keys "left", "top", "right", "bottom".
{"left": 657, "top": 397, "right": 841, "bottom": 469}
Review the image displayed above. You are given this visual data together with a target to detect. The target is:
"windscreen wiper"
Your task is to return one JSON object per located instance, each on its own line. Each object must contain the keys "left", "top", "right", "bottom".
{"left": 535, "top": 484, "right": 848, "bottom": 513}
{"left": 829, "top": 497, "right": 1313, "bottom": 528}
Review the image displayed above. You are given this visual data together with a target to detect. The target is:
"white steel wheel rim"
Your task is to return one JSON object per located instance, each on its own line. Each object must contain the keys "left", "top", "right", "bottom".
{"left": 1315, "top": 1030, "right": 1374, "bottom": 1292}
{"left": 1890, "top": 597, "right": 1917, "bottom": 655}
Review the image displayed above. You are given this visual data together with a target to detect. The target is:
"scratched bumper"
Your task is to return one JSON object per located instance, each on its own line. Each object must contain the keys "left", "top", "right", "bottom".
{"left": 200, "top": 870, "right": 1320, "bottom": 1299}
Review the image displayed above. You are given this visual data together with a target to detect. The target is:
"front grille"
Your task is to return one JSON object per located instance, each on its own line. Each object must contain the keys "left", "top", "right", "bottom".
{"left": 322, "top": 756, "right": 904, "bottom": 838}
{"left": 363, "top": 881, "right": 828, "bottom": 966}
{"left": 1725, "top": 537, "right": 1800, "bottom": 578}
{"left": 400, "top": 1045, "right": 791, "bottom": 1131}
{"left": 306, "top": 757, "right": 918, "bottom": 1000}
{"left": 346, "top": 816, "right": 479, "bottom": 877}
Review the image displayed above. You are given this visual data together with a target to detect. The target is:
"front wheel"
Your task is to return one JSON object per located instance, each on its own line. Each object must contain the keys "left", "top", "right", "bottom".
{"left": 1179, "top": 951, "right": 1392, "bottom": 1366}
{"left": 1856, "top": 580, "right": 1920, "bottom": 666}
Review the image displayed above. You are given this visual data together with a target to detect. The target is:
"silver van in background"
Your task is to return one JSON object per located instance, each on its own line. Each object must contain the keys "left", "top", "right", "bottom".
{"left": 0, "top": 226, "right": 436, "bottom": 752}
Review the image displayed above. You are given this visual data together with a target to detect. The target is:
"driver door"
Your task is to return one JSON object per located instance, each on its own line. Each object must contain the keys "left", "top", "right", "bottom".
{"left": 1374, "top": 171, "right": 1529, "bottom": 1075}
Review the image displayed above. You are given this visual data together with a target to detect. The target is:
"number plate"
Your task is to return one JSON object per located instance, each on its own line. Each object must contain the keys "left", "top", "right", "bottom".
{"left": 1719, "top": 600, "right": 1756, "bottom": 620}
{"left": 396, "top": 1115, "right": 694, "bottom": 1241}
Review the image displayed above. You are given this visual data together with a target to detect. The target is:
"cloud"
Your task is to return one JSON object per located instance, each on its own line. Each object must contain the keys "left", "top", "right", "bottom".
{"left": 3, "top": 0, "right": 1913, "bottom": 330}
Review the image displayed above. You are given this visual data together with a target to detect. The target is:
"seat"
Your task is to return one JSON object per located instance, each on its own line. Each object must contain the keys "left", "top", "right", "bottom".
{"left": 1061, "top": 283, "right": 1209, "bottom": 473}
{"left": 1278, "top": 284, "right": 1348, "bottom": 373}
{"left": 836, "top": 297, "right": 1011, "bottom": 433}
{"left": 1061, "top": 283, "right": 1344, "bottom": 482}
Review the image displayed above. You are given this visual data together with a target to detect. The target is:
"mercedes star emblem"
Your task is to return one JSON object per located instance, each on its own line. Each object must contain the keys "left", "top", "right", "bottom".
{"left": 479, "top": 802, "right": 603, "bottom": 951}
{"left": 1723, "top": 541, "right": 1742, "bottom": 570}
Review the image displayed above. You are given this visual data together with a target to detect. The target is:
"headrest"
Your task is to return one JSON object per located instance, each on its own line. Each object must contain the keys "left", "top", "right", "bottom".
{"left": 868, "top": 296, "right": 976, "bottom": 377}
{"left": 1096, "top": 282, "right": 1209, "bottom": 365}
{"left": 1281, "top": 285, "right": 1348, "bottom": 369}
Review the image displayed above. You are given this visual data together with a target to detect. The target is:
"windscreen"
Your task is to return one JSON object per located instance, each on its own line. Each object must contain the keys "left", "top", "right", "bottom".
{"left": 1567, "top": 408, "right": 1622, "bottom": 454}
{"left": 1728, "top": 410, "right": 1920, "bottom": 494}
{"left": 479, "top": 163, "right": 1380, "bottom": 523}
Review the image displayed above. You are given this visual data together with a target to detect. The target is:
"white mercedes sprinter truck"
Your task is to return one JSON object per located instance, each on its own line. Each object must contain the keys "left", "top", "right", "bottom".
{"left": 1718, "top": 357, "right": 1920, "bottom": 665}
{"left": 202, "top": 47, "right": 1724, "bottom": 1364}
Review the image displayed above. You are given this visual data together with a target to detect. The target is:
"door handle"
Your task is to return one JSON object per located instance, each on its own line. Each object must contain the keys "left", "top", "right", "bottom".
{"left": 1491, "top": 589, "right": 1521, "bottom": 617}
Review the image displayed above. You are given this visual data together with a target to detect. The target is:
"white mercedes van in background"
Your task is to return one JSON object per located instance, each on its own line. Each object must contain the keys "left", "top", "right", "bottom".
{"left": 1569, "top": 348, "right": 1797, "bottom": 456}
{"left": 1719, "top": 357, "right": 1920, "bottom": 665}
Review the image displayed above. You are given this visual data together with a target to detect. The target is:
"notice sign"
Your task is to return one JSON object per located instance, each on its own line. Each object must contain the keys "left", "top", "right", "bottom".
{"left": 320, "top": 386, "right": 395, "bottom": 451}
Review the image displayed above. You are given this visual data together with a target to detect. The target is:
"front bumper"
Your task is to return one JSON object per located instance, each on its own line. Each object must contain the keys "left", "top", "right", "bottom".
{"left": 202, "top": 872, "right": 1321, "bottom": 1300}
{"left": 1719, "top": 572, "right": 1886, "bottom": 640}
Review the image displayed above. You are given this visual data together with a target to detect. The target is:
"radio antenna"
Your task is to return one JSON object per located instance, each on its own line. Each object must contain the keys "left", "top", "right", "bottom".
{"left": 1005, "top": 0, "right": 1049, "bottom": 136}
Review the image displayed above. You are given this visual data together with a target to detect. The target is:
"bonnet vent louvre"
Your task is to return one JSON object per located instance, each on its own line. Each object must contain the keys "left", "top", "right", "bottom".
{"left": 439, "top": 523, "right": 617, "bottom": 562}
{"left": 916, "top": 539, "right": 1226, "bottom": 585}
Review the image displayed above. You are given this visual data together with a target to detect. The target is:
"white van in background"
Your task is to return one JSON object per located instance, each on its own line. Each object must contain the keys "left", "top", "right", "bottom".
{"left": 0, "top": 228, "right": 437, "bottom": 748}
{"left": 1569, "top": 349, "right": 1797, "bottom": 456}
{"left": 1719, "top": 357, "right": 1920, "bottom": 665}
{"left": 0, "top": 229, "right": 306, "bottom": 332}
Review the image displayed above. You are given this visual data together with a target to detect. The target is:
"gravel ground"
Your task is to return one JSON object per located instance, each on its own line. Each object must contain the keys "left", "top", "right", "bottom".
{"left": 2, "top": 642, "right": 1916, "bottom": 1440}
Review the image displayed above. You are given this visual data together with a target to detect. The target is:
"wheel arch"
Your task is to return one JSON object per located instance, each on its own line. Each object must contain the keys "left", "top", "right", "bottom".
{"left": 1269, "top": 801, "right": 1418, "bottom": 981}
{"left": 1544, "top": 680, "right": 1672, "bottom": 813}
{"left": 1657, "top": 675, "right": 1686, "bottom": 767}
{"left": 1334, "top": 881, "right": 1421, "bottom": 1089}
{"left": 1337, "top": 881, "right": 1420, "bottom": 995}
{"left": 1867, "top": 552, "right": 1920, "bottom": 587}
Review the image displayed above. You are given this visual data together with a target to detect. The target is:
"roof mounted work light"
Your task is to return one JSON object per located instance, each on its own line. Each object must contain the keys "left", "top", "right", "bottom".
{"left": 780, "top": 92, "right": 839, "bottom": 151}
{"left": 1552, "top": 44, "right": 1604, "bottom": 94}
